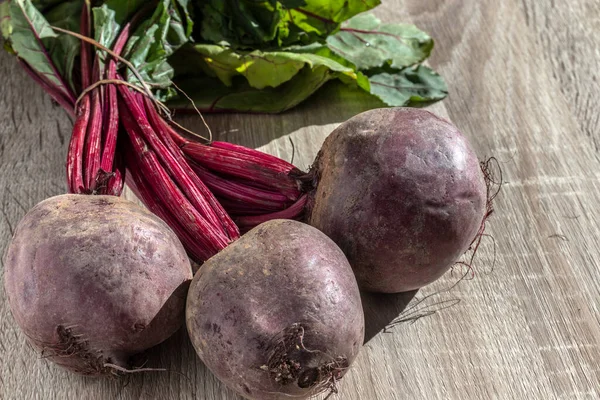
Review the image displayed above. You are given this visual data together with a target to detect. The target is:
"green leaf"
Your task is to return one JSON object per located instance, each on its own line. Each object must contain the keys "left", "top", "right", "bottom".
{"left": 293, "top": 43, "right": 370, "bottom": 91}
{"left": 1, "top": 1, "right": 12, "bottom": 40}
{"left": 92, "top": 0, "right": 147, "bottom": 56}
{"left": 170, "top": 62, "right": 343, "bottom": 113}
{"left": 91, "top": 0, "right": 193, "bottom": 100}
{"left": 327, "top": 13, "right": 433, "bottom": 70}
{"left": 200, "top": 0, "right": 286, "bottom": 47}
{"left": 171, "top": 63, "right": 447, "bottom": 113}
{"left": 179, "top": 43, "right": 356, "bottom": 90}
{"left": 368, "top": 65, "right": 448, "bottom": 106}
{"left": 31, "top": 0, "right": 66, "bottom": 11}
{"left": 279, "top": 0, "right": 307, "bottom": 8}
{"left": 8, "top": 0, "right": 74, "bottom": 99}
{"left": 43, "top": 0, "right": 82, "bottom": 93}
{"left": 288, "top": 0, "right": 380, "bottom": 39}
{"left": 122, "top": 0, "right": 193, "bottom": 99}
{"left": 124, "top": 0, "right": 192, "bottom": 60}
{"left": 197, "top": 0, "right": 380, "bottom": 48}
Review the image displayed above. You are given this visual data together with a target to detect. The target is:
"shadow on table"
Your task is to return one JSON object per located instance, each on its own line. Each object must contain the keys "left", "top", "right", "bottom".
{"left": 174, "top": 81, "right": 386, "bottom": 149}
{"left": 104, "top": 289, "right": 420, "bottom": 398}
{"left": 361, "top": 290, "right": 419, "bottom": 344}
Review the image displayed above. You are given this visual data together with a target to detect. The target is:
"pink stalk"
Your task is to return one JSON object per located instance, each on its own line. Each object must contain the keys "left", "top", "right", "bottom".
{"left": 97, "top": 22, "right": 132, "bottom": 195}
{"left": 236, "top": 195, "right": 309, "bottom": 230}
{"left": 79, "top": 3, "right": 92, "bottom": 92}
{"left": 83, "top": 62, "right": 103, "bottom": 192}
{"left": 211, "top": 141, "right": 297, "bottom": 173}
{"left": 142, "top": 97, "right": 240, "bottom": 239}
{"left": 67, "top": 3, "right": 96, "bottom": 194}
{"left": 165, "top": 124, "right": 300, "bottom": 196}
{"left": 124, "top": 153, "right": 209, "bottom": 261}
{"left": 118, "top": 86, "right": 237, "bottom": 240}
{"left": 106, "top": 152, "right": 125, "bottom": 196}
{"left": 67, "top": 97, "right": 90, "bottom": 193}
{"left": 119, "top": 94, "right": 231, "bottom": 260}
{"left": 180, "top": 143, "right": 301, "bottom": 199}
{"left": 158, "top": 116, "right": 307, "bottom": 225}
{"left": 190, "top": 163, "right": 292, "bottom": 212}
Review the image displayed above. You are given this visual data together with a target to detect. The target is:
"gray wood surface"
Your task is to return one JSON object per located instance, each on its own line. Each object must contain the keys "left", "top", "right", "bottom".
{"left": 2, "top": 0, "right": 599, "bottom": 399}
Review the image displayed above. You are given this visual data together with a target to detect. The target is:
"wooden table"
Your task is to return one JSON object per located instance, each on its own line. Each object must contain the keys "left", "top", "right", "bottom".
{"left": 1, "top": 1, "right": 599, "bottom": 399}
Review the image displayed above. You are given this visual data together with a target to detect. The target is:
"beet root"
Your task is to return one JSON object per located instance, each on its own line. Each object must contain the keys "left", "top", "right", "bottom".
{"left": 186, "top": 219, "right": 364, "bottom": 400}
{"left": 307, "top": 108, "right": 487, "bottom": 293}
{"left": 3, "top": 194, "right": 193, "bottom": 375}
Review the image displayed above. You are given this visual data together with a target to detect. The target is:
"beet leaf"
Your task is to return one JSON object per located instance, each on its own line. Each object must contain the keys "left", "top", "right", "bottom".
{"left": 327, "top": 13, "right": 434, "bottom": 70}
{"left": 5, "top": 0, "right": 77, "bottom": 105}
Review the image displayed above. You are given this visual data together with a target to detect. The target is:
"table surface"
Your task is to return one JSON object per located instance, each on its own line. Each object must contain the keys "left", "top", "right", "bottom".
{"left": 2, "top": 1, "right": 600, "bottom": 399}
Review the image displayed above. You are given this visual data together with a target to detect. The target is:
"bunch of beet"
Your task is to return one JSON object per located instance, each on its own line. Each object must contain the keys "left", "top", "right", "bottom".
{"left": 4, "top": 105, "right": 492, "bottom": 399}
{"left": 3, "top": 6, "right": 495, "bottom": 398}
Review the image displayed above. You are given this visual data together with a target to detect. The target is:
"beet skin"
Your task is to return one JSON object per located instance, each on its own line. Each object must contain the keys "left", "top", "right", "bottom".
{"left": 186, "top": 219, "right": 364, "bottom": 400}
{"left": 308, "top": 108, "right": 487, "bottom": 293}
{"left": 3, "top": 194, "right": 193, "bottom": 375}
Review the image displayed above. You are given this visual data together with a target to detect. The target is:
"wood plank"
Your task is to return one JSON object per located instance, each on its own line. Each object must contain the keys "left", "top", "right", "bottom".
{"left": 405, "top": 0, "right": 600, "bottom": 398}
{"left": 1, "top": 0, "right": 600, "bottom": 399}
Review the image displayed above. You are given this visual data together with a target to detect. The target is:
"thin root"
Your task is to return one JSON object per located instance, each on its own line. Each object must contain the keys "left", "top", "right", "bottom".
{"left": 170, "top": 80, "right": 213, "bottom": 143}
{"left": 458, "top": 157, "right": 503, "bottom": 277}
{"left": 103, "top": 363, "right": 166, "bottom": 374}
{"left": 264, "top": 324, "right": 349, "bottom": 399}
{"left": 385, "top": 269, "right": 470, "bottom": 330}
{"left": 74, "top": 79, "right": 149, "bottom": 109}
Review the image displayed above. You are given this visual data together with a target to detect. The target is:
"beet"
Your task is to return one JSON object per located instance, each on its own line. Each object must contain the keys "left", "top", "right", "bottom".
{"left": 307, "top": 108, "right": 488, "bottom": 292}
{"left": 3, "top": 194, "right": 193, "bottom": 375}
{"left": 186, "top": 220, "right": 364, "bottom": 400}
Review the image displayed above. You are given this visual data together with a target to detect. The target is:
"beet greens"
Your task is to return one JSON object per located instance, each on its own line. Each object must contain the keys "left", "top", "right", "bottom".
{"left": 1, "top": 0, "right": 450, "bottom": 262}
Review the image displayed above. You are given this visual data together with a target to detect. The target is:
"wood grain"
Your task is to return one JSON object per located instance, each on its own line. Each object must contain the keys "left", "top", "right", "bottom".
{"left": 2, "top": 0, "right": 600, "bottom": 399}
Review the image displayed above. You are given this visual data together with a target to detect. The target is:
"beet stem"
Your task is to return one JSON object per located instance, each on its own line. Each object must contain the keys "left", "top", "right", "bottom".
{"left": 118, "top": 85, "right": 237, "bottom": 240}
{"left": 83, "top": 62, "right": 103, "bottom": 192}
{"left": 80, "top": 3, "right": 92, "bottom": 92}
{"left": 97, "top": 21, "right": 132, "bottom": 194}
{"left": 119, "top": 94, "right": 230, "bottom": 260}
{"left": 190, "top": 163, "right": 292, "bottom": 212}
{"left": 180, "top": 142, "right": 301, "bottom": 199}
{"left": 142, "top": 97, "right": 240, "bottom": 240}
{"left": 124, "top": 155, "right": 208, "bottom": 263}
{"left": 18, "top": 60, "right": 75, "bottom": 116}
{"left": 67, "top": 96, "right": 91, "bottom": 193}
{"left": 236, "top": 195, "right": 308, "bottom": 229}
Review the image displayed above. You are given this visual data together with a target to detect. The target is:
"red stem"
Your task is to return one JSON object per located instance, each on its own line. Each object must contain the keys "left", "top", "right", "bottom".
{"left": 165, "top": 119, "right": 306, "bottom": 223}
{"left": 124, "top": 153, "right": 208, "bottom": 263}
{"left": 180, "top": 142, "right": 301, "bottom": 199}
{"left": 118, "top": 85, "right": 237, "bottom": 240}
{"left": 67, "top": 96, "right": 91, "bottom": 193}
{"left": 143, "top": 98, "right": 240, "bottom": 240}
{"left": 80, "top": 3, "right": 92, "bottom": 92}
{"left": 18, "top": 60, "right": 75, "bottom": 117}
{"left": 190, "top": 163, "right": 292, "bottom": 213}
{"left": 119, "top": 92, "right": 231, "bottom": 260}
{"left": 97, "top": 22, "right": 132, "bottom": 195}
{"left": 99, "top": 83, "right": 119, "bottom": 183}
{"left": 211, "top": 141, "right": 297, "bottom": 173}
{"left": 105, "top": 150, "right": 125, "bottom": 196}
{"left": 236, "top": 195, "right": 308, "bottom": 230}
{"left": 83, "top": 62, "right": 103, "bottom": 192}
